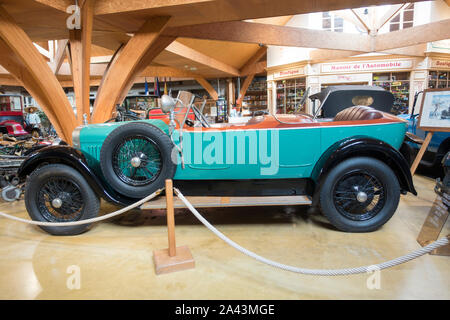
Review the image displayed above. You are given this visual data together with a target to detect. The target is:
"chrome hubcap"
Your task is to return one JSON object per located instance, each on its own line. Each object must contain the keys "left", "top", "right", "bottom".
{"left": 52, "top": 198, "right": 63, "bottom": 208}
{"left": 356, "top": 191, "right": 368, "bottom": 203}
{"left": 130, "top": 156, "right": 142, "bottom": 168}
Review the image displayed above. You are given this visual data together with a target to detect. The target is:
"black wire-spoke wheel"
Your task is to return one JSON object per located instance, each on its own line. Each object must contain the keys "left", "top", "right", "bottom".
{"left": 112, "top": 135, "right": 162, "bottom": 187}
{"left": 333, "top": 170, "right": 385, "bottom": 221}
{"left": 100, "top": 122, "right": 176, "bottom": 198}
{"left": 319, "top": 157, "right": 400, "bottom": 232}
{"left": 25, "top": 164, "right": 100, "bottom": 236}
{"left": 37, "top": 177, "right": 85, "bottom": 222}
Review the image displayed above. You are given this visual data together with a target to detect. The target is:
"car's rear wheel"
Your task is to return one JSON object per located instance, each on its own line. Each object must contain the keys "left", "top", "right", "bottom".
{"left": 100, "top": 122, "right": 176, "bottom": 198}
{"left": 319, "top": 157, "right": 400, "bottom": 232}
{"left": 24, "top": 164, "right": 100, "bottom": 235}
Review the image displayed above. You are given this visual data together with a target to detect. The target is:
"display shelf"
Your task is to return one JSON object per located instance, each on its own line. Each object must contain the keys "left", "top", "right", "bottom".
{"left": 275, "top": 78, "right": 306, "bottom": 114}
{"left": 242, "top": 77, "right": 268, "bottom": 111}
{"left": 373, "top": 72, "right": 410, "bottom": 114}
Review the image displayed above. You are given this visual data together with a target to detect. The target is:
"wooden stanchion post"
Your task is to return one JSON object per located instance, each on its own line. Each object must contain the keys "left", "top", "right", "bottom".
{"left": 153, "top": 179, "right": 195, "bottom": 275}
{"left": 165, "top": 179, "right": 177, "bottom": 257}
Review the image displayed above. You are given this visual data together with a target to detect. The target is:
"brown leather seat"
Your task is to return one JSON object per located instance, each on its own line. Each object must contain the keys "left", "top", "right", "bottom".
{"left": 334, "top": 105, "right": 383, "bottom": 121}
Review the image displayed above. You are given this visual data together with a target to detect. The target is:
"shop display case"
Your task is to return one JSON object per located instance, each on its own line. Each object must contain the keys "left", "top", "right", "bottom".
{"left": 373, "top": 72, "right": 410, "bottom": 114}
{"left": 275, "top": 78, "right": 306, "bottom": 114}
{"left": 242, "top": 77, "right": 268, "bottom": 112}
{"left": 428, "top": 70, "right": 449, "bottom": 89}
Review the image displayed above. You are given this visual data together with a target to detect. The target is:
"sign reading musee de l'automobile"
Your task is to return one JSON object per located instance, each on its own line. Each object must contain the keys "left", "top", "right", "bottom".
{"left": 321, "top": 60, "right": 413, "bottom": 73}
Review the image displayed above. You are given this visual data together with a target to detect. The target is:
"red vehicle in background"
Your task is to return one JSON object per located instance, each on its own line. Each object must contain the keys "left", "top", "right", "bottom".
{"left": 0, "top": 94, "right": 30, "bottom": 138}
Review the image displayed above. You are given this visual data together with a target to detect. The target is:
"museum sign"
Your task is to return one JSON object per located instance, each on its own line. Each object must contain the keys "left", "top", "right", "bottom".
{"left": 321, "top": 60, "right": 413, "bottom": 73}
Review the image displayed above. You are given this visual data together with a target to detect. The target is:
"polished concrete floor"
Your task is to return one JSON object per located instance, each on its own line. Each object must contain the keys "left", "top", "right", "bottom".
{"left": 0, "top": 174, "right": 448, "bottom": 299}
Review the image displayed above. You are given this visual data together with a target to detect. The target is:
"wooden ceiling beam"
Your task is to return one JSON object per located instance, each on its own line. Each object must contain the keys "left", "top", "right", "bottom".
{"left": 350, "top": 9, "right": 371, "bottom": 33}
{"left": 375, "top": 18, "right": 450, "bottom": 51}
{"left": 33, "top": 0, "right": 73, "bottom": 12}
{"left": 91, "top": 16, "right": 172, "bottom": 123}
{"left": 195, "top": 77, "right": 218, "bottom": 100}
{"left": 51, "top": 39, "right": 68, "bottom": 73}
{"left": 334, "top": 10, "right": 369, "bottom": 33}
{"left": 372, "top": 4, "right": 405, "bottom": 32}
{"left": 0, "top": 5, "right": 76, "bottom": 143}
{"left": 164, "top": 21, "right": 372, "bottom": 52}
{"left": 92, "top": 0, "right": 428, "bottom": 22}
{"left": 166, "top": 41, "right": 240, "bottom": 76}
{"left": 94, "top": 0, "right": 214, "bottom": 15}
{"left": 240, "top": 60, "right": 266, "bottom": 76}
{"left": 116, "top": 35, "right": 176, "bottom": 107}
{"left": 239, "top": 46, "right": 267, "bottom": 76}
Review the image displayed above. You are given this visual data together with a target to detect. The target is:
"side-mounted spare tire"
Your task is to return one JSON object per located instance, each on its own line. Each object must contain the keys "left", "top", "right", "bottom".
{"left": 100, "top": 122, "right": 176, "bottom": 198}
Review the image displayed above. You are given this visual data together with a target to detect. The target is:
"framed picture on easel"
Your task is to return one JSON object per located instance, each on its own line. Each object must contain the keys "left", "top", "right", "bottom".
{"left": 417, "top": 88, "right": 450, "bottom": 132}
{"left": 411, "top": 88, "right": 450, "bottom": 175}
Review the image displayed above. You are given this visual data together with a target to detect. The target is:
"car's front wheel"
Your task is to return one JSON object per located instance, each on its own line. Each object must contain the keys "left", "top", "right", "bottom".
{"left": 319, "top": 157, "right": 400, "bottom": 232}
{"left": 24, "top": 164, "right": 100, "bottom": 235}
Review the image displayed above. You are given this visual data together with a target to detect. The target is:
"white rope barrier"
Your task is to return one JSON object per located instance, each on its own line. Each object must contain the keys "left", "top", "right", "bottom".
{"left": 0, "top": 185, "right": 447, "bottom": 276}
{"left": 174, "top": 187, "right": 449, "bottom": 276}
{"left": 0, "top": 188, "right": 163, "bottom": 227}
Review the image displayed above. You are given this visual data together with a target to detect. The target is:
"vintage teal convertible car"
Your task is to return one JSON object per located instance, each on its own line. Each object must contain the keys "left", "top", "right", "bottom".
{"left": 18, "top": 91, "right": 416, "bottom": 235}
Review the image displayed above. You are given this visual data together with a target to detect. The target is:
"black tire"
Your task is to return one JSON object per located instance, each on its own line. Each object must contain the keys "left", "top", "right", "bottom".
{"left": 24, "top": 164, "right": 100, "bottom": 235}
{"left": 99, "top": 122, "right": 176, "bottom": 198}
{"left": 319, "top": 157, "right": 400, "bottom": 232}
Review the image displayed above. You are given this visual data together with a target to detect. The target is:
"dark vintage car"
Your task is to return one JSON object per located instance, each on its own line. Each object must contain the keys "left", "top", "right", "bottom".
{"left": 18, "top": 90, "right": 416, "bottom": 236}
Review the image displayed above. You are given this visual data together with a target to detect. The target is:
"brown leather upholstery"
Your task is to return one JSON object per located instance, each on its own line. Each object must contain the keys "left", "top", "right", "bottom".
{"left": 334, "top": 105, "right": 383, "bottom": 121}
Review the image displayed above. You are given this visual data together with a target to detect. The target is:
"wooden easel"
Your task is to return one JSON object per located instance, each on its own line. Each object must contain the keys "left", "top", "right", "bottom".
{"left": 153, "top": 179, "right": 195, "bottom": 275}
{"left": 410, "top": 131, "right": 433, "bottom": 175}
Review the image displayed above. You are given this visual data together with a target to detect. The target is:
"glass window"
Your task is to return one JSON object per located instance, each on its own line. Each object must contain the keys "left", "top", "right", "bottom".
{"left": 389, "top": 4, "right": 414, "bottom": 31}
{"left": 322, "top": 12, "right": 344, "bottom": 32}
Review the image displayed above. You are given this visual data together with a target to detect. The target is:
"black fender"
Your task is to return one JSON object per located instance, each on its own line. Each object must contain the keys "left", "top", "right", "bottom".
{"left": 18, "top": 145, "right": 136, "bottom": 206}
{"left": 311, "top": 136, "right": 417, "bottom": 207}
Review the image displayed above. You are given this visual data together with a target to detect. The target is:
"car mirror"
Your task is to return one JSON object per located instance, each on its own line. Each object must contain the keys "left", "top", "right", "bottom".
{"left": 161, "top": 94, "right": 175, "bottom": 113}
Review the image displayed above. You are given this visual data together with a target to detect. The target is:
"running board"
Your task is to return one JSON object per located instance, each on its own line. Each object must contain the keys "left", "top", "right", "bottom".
{"left": 141, "top": 195, "right": 312, "bottom": 210}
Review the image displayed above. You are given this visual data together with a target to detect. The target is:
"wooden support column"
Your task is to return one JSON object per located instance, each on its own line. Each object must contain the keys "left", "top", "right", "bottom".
{"left": 195, "top": 77, "right": 218, "bottom": 101}
{"left": 81, "top": 0, "right": 95, "bottom": 123}
{"left": 236, "top": 74, "right": 255, "bottom": 106}
{"left": 0, "top": 6, "right": 76, "bottom": 143}
{"left": 91, "top": 17, "right": 172, "bottom": 123}
{"left": 69, "top": 30, "right": 84, "bottom": 124}
{"left": 68, "top": 0, "right": 95, "bottom": 124}
{"left": 227, "top": 78, "right": 235, "bottom": 109}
